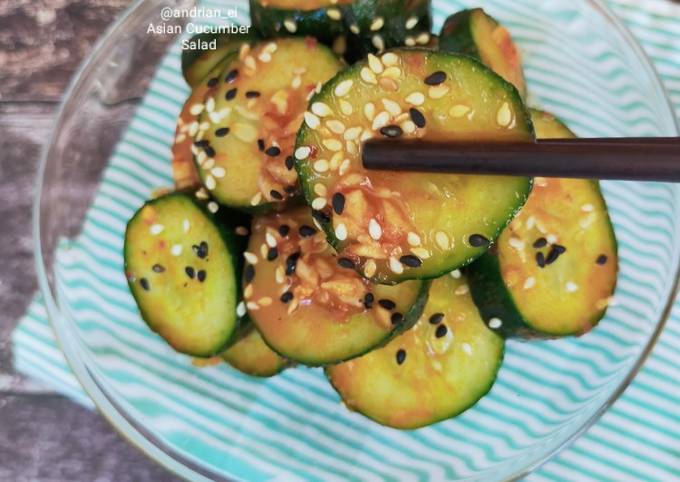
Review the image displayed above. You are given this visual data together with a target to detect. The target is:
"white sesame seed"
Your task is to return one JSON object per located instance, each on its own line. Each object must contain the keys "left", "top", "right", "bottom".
{"left": 381, "top": 52, "right": 399, "bottom": 66}
{"left": 335, "top": 223, "right": 348, "bottom": 240}
{"left": 407, "top": 232, "right": 421, "bottom": 246}
{"left": 250, "top": 192, "right": 263, "bottom": 206}
{"left": 368, "top": 54, "right": 384, "bottom": 74}
{"left": 311, "top": 102, "right": 333, "bottom": 117}
{"left": 382, "top": 98, "right": 402, "bottom": 116}
{"left": 449, "top": 104, "right": 470, "bottom": 118}
{"left": 411, "top": 247, "right": 430, "bottom": 259}
{"left": 236, "top": 301, "right": 246, "bottom": 317}
{"left": 524, "top": 277, "right": 536, "bottom": 290}
{"left": 364, "top": 103, "right": 376, "bottom": 121}
{"left": 291, "top": 76, "right": 302, "bottom": 89}
{"left": 566, "top": 282, "right": 579, "bottom": 293}
{"left": 150, "top": 224, "right": 164, "bottom": 235}
{"left": 404, "top": 36, "right": 416, "bottom": 47}
{"left": 189, "top": 104, "right": 204, "bottom": 116}
{"left": 428, "top": 84, "right": 450, "bottom": 99}
{"left": 211, "top": 167, "right": 225, "bottom": 178}
{"left": 546, "top": 234, "right": 558, "bottom": 245}
{"left": 372, "top": 35, "right": 385, "bottom": 52}
{"left": 304, "top": 112, "right": 321, "bottom": 130}
{"left": 202, "top": 157, "right": 214, "bottom": 170}
{"left": 389, "top": 256, "right": 404, "bottom": 274}
{"left": 526, "top": 216, "right": 536, "bottom": 230}
{"left": 415, "top": 32, "right": 430, "bottom": 45}
{"left": 508, "top": 237, "right": 525, "bottom": 250}
{"left": 581, "top": 203, "right": 594, "bottom": 212}
{"left": 368, "top": 218, "right": 382, "bottom": 240}
{"left": 258, "top": 297, "right": 273, "bottom": 307}
{"left": 207, "top": 201, "right": 219, "bottom": 213}
{"left": 450, "top": 269, "right": 462, "bottom": 279}
{"left": 244, "top": 55, "right": 256, "bottom": 70}
{"left": 205, "top": 97, "right": 215, "bottom": 113}
{"left": 258, "top": 52, "right": 272, "bottom": 63}
{"left": 372, "top": 111, "right": 390, "bottom": 131}
{"left": 462, "top": 343, "right": 473, "bottom": 355}
{"left": 456, "top": 284, "right": 470, "bottom": 296}
{"left": 488, "top": 317, "right": 503, "bottom": 329}
{"left": 312, "top": 197, "right": 327, "bottom": 210}
{"left": 244, "top": 252, "right": 258, "bottom": 264}
{"left": 327, "top": 8, "right": 341, "bottom": 20}
{"left": 323, "top": 139, "right": 343, "bottom": 151}
{"left": 339, "top": 100, "right": 353, "bottom": 115}
{"left": 283, "top": 18, "right": 297, "bottom": 33}
{"left": 370, "top": 17, "right": 385, "bottom": 31}
{"left": 195, "top": 188, "right": 209, "bottom": 200}
{"left": 326, "top": 120, "right": 346, "bottom": 134}
{"left": 496, "top": 102, "right": 513, "bottom": 127}
{"left": 295, "top": 146, "right": 311, "bottom": 160}
{"left": 360, "top": 67, "right": 378, "bottom": 84}
{"left": 349, "top": 23, "right": 360, "bottom": 34}
{"left": 205, "top": 175, "right": 216, "bottom": 190}
{"left": 246, "top": 302, "right": 260, "bottom": 311}
{"left": 339, "top": 159, "right": 351, "bottom": 175}
{"left": 275, "top": 266, "right": 285, "bottom": 284}
{"left": 405, "top": 16, "right": 419, "bottom": 29}
{"left": 405, "top": 92, "right": 425, "bottom": 106}
{"left": 435, "top": 231, "right": 450, "bottom": 250}
{"left": 534, "top": 177, "right": 548, "bottom": 187}
{"left": 266, "top": 232, "right": 277, "bottom": 248}
{"left": 382, "top": 67, "right": 402, "bottom": 80}
{"left": 314, "top": 183, "right": 327, "bottom": 196}
{"left": 171, "top": 244, "right": 183, "bottom": 256}
{"left": 363, "top": 259, "right": 377, "bottom": 278}
{"left": 182, "top": 219, "right": 190, "bottom": 233}
{"left": 400, "top": 120, "right": 417, "bottom": 134}
{"left": 344, "top": 126, "right": 362, "bottom": 141}
{"left": 334, "top": 79, "right": 354, "bottom": 97}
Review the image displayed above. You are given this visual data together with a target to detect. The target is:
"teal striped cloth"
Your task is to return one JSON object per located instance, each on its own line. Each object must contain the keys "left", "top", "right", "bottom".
{"left": 13, "top": 0, "right": 679, "bottom": 480}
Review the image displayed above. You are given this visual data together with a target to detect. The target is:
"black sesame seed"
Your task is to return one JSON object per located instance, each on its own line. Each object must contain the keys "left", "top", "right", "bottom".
{"left": 265, "top": 146, "right": 281, "bottom": 157}
{"left": 554, "top": 244, "right": 567, "bottom": 255}
{"left": 409, "top": 108, "right": 426, "bottom": 128}
{"left": 299, "top": 225, "right": 316, "bottom": 237}
{"left": 533, "top": 237, "right": 547, "bottom": 249}
{"left": 278, "top": 224, "right": 290, "bottom": 237}
{"left": 194, "top": 140, "right": 210, "bottom": 148}
{"left": 596, "top": 254, "right": 608, "bottom": 265}
{"left": 378, "top": 299, "right": 396, "bottom": 310}
{"left": 207, "top": 77, "right": 219, "bottom": 87}
{"left": 332, "top": 192, "right": 345, "bottom": 215}
{"left": 391, "top": 312, "right": 404, "bottom": 325}
{"left": 396, "top": 349, "right": 406, "bottom": 365}
{"left": 380, "top": 125, "right": 403, "bottom": 138}
{"left": 267, "top": 247, "right": 279, "bottom": 261}
{"left": 429, "top": 312, "right": 444, "bottom": 325}
{"left": 225, "top": 88, "right": 238, "bottom": 100}
{"left": 285, "top": 252, "right": 301, "bottom": 275}
{"left": 245, "top": 90, "right": 261, "bottom": 98}
{"left": 197, "top": 270, "right": 207, "bottom": 282}
{"left": 280, "top": 291, "right": 294, "bottom": 303}
{"left": 284, "top": 185, "right": 297, "bottom": 194}
{"left": 270, "top": 190, "right": 283, "bottom": 200}
{"left": 400, "top": 255, "right": 422, "bottom": 268}
{"left": 312, "top": 209, "right": 331, "bottom": 224}
{"left": 140, "top": 278, "right": 150, "bottom": 291}
{"left": 185, "top": 266, "right": 195, "bottom": 279}
{"left": 204, "top": 145, "right": 216, "bottom": 157}
{"left": 152, "top": 264, "right": 165, "bottom": 273}
{"left": 193, "top": 241, "right": 208, "bottom": 259}
{"left": 224, "top": 69, "right": 238, "bottom": 83}
{"left": 545, "top": 245, "right": 566, "bottom": 265}
{"left": 244, "top": 264, "right": 256, "bottom": 283}
{"left": 425, "top": 71, "right": 447, "bottom": 86}
{"left": 435, "top": 324, "right": 448, "bottom": 338}
{"left": 215, "top": 127, "right": 230, "bottom": 137}
{"left": 469, "top": 234, "right": 490, "bottom": 247}
{"left": 363, "top": 293, "right": 374, "bottom": 309}
{"left": 257, "top": 139, "right": 265, "bottom": 151}
{"left": 338, "top": 257, "right": 355, "bottom": 269}
{"left": 536, "top": 251, "right": 546, "bottom": 268}
{"left": 285, "top": 156, "right": 295, "bottom": 170}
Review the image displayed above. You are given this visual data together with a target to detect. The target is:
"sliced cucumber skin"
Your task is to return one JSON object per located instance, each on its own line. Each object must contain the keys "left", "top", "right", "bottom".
{"left": 182, "top": 32, "right": 258, "bottom": 88}
{"left": 124, "top": 192, "right": 247, "bottom": 357}
{"left": 466, "top": 112, "right": 618, "bottom": 338}
{"left": 222, "top": 319, "right": 290, "bottom": 377}
{"left": 295, "top": 50, "right": 534, "bottom": 284}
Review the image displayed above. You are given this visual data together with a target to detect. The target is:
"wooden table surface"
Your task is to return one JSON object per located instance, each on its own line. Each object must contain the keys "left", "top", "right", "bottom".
{"left": 0, "top": 1, "right": 179, "bottom": 480}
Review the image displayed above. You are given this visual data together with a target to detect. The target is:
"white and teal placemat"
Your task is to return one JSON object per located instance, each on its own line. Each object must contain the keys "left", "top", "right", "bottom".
{"left": 13, "top": 0, "right": 680, "bottom": 480}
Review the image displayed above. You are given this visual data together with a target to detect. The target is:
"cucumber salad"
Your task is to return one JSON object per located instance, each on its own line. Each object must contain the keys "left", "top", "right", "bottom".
{"left": 124, "top": 3, "right": 618, "bottom": 429}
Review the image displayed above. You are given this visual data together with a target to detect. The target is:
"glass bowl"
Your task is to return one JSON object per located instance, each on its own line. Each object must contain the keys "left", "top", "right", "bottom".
{"left": 34, "top": 0, "right": 679, "bottom": 480}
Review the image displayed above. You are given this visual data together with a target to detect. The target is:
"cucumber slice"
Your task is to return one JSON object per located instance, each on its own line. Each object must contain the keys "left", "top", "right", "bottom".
{"left": 244, "top": 206, "right": 429, "bottom": 365}
{"left": 124, "top": 192, "right": 247, "bottom": 357}
{"left": 295, "top": 49, "right": 533, "bottom": 284}
{"left": 440, "top": 8, "right": 527, "bottom": 99}
{"left": 222, "top": 321, "right": 289, "bottom": 377}
{"left": 466, "top": 110, "right": 618, "bottom": 337}
{"left": 173, "top": 53, "right": 239, "bottom": 189}
{"left": 182, "top": 32, "right": 257, "bottom": 88}
{"left": 249, "top": 0, "right": 432, "bottom": 61}
{"left": 193, "top": 38, "right": 343, "bottom": 211}
{"left": 327, "top": 274, "right": 504, "bottom": 429}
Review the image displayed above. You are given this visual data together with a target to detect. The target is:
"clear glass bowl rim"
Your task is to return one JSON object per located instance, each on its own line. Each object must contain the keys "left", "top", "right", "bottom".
{"left": 33, "top": 0, "right": 680, "bottom": 480}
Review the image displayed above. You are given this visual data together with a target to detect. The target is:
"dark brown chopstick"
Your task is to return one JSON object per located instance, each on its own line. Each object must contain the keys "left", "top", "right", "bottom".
{"left": 362, "top": 138, "right": 680, "bottom": 182}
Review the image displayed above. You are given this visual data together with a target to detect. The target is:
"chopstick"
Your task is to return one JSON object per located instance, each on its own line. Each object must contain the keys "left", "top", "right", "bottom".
{"left": 362, "top": 137, "right": 680, "bottom": 182}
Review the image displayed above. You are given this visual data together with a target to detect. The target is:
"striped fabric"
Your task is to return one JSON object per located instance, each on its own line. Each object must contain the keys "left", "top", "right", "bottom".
{"left": 13, "top": 0, "right": 680, "bottom": 480}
